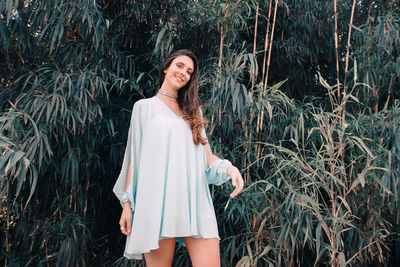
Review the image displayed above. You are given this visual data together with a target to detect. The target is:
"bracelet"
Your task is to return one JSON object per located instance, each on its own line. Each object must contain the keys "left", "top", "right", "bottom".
{"left": 122, "top": 201, "right": 131, "bottom": 209}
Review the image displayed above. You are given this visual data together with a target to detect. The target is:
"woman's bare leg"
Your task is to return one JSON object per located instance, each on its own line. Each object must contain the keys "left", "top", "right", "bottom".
{"left": 183, "top": 237, "right": 220, "bottom": 267}
{"left": 144, "top": 238, "right": 176, "bottom": 267}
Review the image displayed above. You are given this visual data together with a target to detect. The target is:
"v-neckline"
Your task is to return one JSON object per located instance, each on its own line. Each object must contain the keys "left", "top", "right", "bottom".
{"left": 154, "top": 96, "right": 183, "bottom": 119}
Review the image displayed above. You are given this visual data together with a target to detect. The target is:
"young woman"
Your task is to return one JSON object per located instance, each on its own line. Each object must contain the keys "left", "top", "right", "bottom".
{"left": 113, "top": 49, "right": 244, "bottom": 267}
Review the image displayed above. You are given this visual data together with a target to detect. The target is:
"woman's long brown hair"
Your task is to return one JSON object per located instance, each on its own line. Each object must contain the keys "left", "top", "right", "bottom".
{"left": 159, "top": 49, "right": 208, "bottom": 146}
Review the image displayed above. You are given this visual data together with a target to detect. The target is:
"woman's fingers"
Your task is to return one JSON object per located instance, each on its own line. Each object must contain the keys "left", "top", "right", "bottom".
{"left": 121, "top": 220, "right": 131, "bottom": 236}
{"left": 230, "top": 188, "right": 240, "bottom": 198}
{"left": 119, "top": 211, "right": 132, "bottom": 236}
{"left": 126, "top": 218, "right": 131, "bottom": 235}
{"left": 230, "top": 174, "right": 244, "bottom": 198}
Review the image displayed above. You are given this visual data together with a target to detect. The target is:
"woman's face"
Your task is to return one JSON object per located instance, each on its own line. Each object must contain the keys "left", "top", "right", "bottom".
{"left": 163, "top": 55, "right": 194, "bottom": 90}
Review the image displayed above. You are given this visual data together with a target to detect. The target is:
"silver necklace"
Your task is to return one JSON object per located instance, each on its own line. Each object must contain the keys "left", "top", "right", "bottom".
{"left": 159, "top": 89, "right": 178, "bottom": 99}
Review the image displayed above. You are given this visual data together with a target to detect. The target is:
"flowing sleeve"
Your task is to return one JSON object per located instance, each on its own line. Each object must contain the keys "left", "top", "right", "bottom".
{"left": 198, "top": 107, "right": 233, "bottom": 186}
{"left": 112, "top": 101, "right": 143, "bottom": 212}
{"left": 205, "top": 159, "right": 232, "bottom": 186}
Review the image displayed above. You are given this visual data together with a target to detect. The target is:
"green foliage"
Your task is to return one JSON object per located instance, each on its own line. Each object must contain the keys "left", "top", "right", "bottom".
{"left": 213, "top": 79, "right": 400, "bottom": 266}
{"left": 352, "top": 11, "right": 400, "bottom": 110}
{"left": 1, "top": 0, "right": 399, "bottom": 266}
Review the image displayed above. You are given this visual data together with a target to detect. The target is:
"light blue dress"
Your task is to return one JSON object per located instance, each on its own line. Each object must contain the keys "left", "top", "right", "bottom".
{"left": 113, "top": 96, "right": 232, "bottom": 260}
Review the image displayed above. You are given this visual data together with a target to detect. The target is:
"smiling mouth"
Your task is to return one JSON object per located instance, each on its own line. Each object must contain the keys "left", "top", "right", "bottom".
{"left": 176, "top": 76, "right": 184, "bottom": 83}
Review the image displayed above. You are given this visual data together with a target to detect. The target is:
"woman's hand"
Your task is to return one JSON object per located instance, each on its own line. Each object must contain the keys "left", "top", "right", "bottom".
{"left": 227, "top": 165, "right": 244, "bottom": 198}
{"left": 119, "top": 202, "right": 132, "bottom": 236}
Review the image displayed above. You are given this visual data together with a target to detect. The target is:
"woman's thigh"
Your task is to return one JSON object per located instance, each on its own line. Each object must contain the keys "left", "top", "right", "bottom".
{"left": 183, "top": 237, "right": 220, "bottom": 267}
{"left": 144, "top": 238, "right": 176, "bottom": 267}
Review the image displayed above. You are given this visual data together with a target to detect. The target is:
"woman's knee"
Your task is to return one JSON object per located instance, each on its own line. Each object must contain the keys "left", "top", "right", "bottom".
{"left": 183, "top": 237, "right": 220, "bottom": 267}
{"left": 144, "top": 238, "right": 176, "bottom": 267}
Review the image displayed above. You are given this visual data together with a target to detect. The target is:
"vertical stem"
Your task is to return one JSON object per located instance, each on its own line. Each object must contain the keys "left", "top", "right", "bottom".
{"left": 210, "top": 6, "right": 228, "bottom": 137}
{"left": 256, "top": 0, "right": 275, "bottom": 160}
{"left": 259, "top": 0, "right": 279, "bottom": 131}
{"left": 252, "top": 1, "right": 259, "bottom": 60}
{"left": 333, "top": 2, "right": 341, "bottom": 265}
{"left": 245, "top": 1, "right": 259, "bottom": 183}
{"left": 342, "top": 0, "right": 356, "bottom": 144}
{"left": 210, "top": 24, "right": 225, "bottom": 129}
{"left": 251, "top": 0, "right": 259, "bottom": 87}
{"left": 258, "top": 0, "right": 273, "bottom": 137}
{"left": 84, "top": 176, "right": 90, "bottom": 217}
{"left": 333, "top": 0, "right": 340, "bottom": 98}
{"left": 218, "top": 27, "right": 225, "bottom": 70}
{"left": 383, "top": 74, "right": 394, "bottom": 111}
{"left": 243, "top": 125, "right": 249, "bottom": 183}
{"left": 281, "top": 7, "right": 286, "bottom": 40}
{"left": 260, "top": 0, "right": 273, "bottom": 92}
{"left": 374, "top": 84, "right": 380, "bottom": 113}
{"left": 5, "top": 197, "right": 10, "bottom": 267}
{"left": 264, "top": 0, "right": 279, "bottom": 90}
{"left": 216, "top": 7, "right": 230, "bottom": 151}
{"left": 344, "top": 0, "right": 357, "bottom": 90}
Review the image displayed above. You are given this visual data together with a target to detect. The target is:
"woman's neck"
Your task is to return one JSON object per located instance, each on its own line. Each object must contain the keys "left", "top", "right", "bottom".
{"left": 160, "top": 83, "right": 179, "bottom": 96}
{"left": 156, "top": 92, "right": 179, "bottom": 105}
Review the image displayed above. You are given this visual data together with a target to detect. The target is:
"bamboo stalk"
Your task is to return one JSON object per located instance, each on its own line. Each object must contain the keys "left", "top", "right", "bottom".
{"left": 258, "top": 0, "right": 278, "bottom": 138}
{"left": 332, "top": 3, "right": 341, "bottom": 263}
{"left": 217, "top": 7, "right": 231, "bottom": 152}
{"left": 281, "top": 5, "right": 286, "bottom": 40}
{"left": 210, "top": 6, "right": 228, "bottom": 137}
{"left": 244, "top": 1, "right": 260, "bottom": 183}
{"left": 260, "top": 0, "right": 273, "bottom": 94}
{"left": 243, "top": 124, "right": 250, "bottom": 183}
{"left": 257, "top": 0, "right": 273, "bottom": 138}
{"left": 5, "top": 199, "right": 9, "bottom": 267}
{"left": 383, "top": 74, "right": 394, "bottom": 111}
{"left": 341, "top": 0, "right": 356, "bottom": 161}
{"left": 334, "top": 0, "right": 340, "bottom": 98}
{"left": 344, "top": 0, "right": 357, "bottom": 91}
{"left": 264, "top": 0, "right": 279, "bottom": 92}
{"left": 84, "top": 176, "right": 90, "bottom": 217}
{"left": 218, "top": 26, "right": 225, "bottom": 70}
{"left": 374, "top": 83, "right": 380, "bottom": 114}
{"left": 252, "top": 1, "right": 259, "bottom": 62}
{"left": 256, "top": 0, "right": 275, "bottom": 160}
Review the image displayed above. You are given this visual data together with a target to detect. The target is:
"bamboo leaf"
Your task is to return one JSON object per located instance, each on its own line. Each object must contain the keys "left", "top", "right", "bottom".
{"left": 351, "top": 136, "right": 375, "bottom": 159}
{"left": 259, "top": 245, "right": 271, "bottom": 257}
{"left": 337, "top": 196, "right": 352, "bottom": 213}
{"left": 339, "top": 252, "right": 346, "bottom": 267}
{"left": 15, "top": 157, "right": 30, "bottom": 198}
{"left": 235, "top": 256, "right": 250, "bottom": 267}
{"left": 315, "top": 220, "right": 323, "bottom": 264}
{"left": 357, "top": 172, "right": 365, "bottom": 187}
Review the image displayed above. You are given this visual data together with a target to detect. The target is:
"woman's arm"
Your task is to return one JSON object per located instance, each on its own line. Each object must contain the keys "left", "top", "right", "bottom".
{"left": 119, "top": 163, "right": 132, "bottom": 236}
{"left": 126, "top": 163, "right": 131, "bottom": 191}
{"left": 114, "top": 101, "right": 144, "bottom": 236}
{"left": 205, "top": 142, "right": 220, "bottom": 166}
{"left": 205, "top": 142, "right": 244, "bottom": 198}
